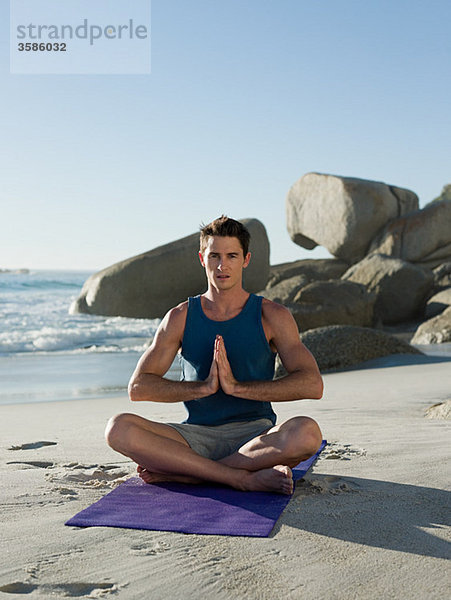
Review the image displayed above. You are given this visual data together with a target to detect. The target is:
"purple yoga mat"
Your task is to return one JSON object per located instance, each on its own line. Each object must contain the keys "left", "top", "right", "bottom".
{"left": 65, "top": 440, "right": 326, "bottom": 537}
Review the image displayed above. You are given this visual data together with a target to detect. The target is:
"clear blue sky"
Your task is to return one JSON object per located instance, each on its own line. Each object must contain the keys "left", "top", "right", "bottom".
{"left": 2, "top": 0, "right": 450, "bottom": 270}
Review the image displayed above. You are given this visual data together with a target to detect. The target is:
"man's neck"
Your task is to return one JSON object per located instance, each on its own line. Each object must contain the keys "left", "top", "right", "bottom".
{"left": 201, "top": 286, "right": 250, "bottom": 320}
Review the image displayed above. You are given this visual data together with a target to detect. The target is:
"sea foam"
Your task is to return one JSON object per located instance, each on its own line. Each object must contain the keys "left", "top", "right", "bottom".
{"left": 0, "top": 270, "right": 159, "bottom": 355}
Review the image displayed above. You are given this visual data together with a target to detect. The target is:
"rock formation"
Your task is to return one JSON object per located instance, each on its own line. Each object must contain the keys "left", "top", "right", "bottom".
{"left": 342, "top": 254, "right": 433, "bottom": 324}
{"left": 411, "top": 307, "right": 451, "bottom": 344}
{"left": 285, "top": 280, "right": 375, "bottom": 331}
{"left": 286, "top": 173, "right": 418, "bottom": 263}
{"left": 71, "top": 173, "right": 451, "bottom": 354}
{"left": 368, "top": 200, "right": 451, "bottom": 268}
{"left": 267, "top": 258, "right": 348, "bottom": 287}
{"left": 280, "top": 174, "right": 451, "bottom": 344}
{"left": 71, "top": 218, "right": 270, "bottom": 319}
{"left": 260, "top": 274, "right": 310, "bottom": 305}
{"left": 275, "top": 325, "right": 422, "bottom": 374}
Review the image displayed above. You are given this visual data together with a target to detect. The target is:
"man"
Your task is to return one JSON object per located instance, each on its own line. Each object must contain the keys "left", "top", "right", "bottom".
{"left": 106, "top": 216, "right": 323, "bottom": 495}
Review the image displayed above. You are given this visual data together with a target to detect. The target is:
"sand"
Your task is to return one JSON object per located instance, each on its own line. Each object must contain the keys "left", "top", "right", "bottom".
{"left": 1, "top": 354, "right": 450, "bottom": 599}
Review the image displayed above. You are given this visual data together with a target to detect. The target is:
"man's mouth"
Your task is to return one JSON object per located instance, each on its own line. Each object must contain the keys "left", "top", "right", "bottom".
{"left": 216, "top": 274, "right": 230, "bottom": 279}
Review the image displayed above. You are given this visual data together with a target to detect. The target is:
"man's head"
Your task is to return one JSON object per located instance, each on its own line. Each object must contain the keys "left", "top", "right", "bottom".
{"left": 199, "top": 216, "right": 250, "bottom": 258}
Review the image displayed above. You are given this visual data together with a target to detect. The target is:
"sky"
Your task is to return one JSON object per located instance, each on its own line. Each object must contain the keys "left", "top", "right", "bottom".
{"left": 1, "top": 0, "right": 450, "bottom": 271}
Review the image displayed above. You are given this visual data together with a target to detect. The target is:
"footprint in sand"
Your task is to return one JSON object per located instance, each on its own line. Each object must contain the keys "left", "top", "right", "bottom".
{"left": 46, "top": 463, "right": 132, "bottom": 489}
{"left": 321, "top": 442, "right": 366, "bottom": 460}
{"left": 298, "top": 475, "right": 360, "bottom": 495}
{"left": 6, "top": 460, "right": 55, "bottom": 469}
{"left": 55, "top": 487, "right": 79, "bottom": 498}
{"left": 0, "top": 581, "right": 118, "bottom": 596}
{"left": 8, "top": 441, "right": 57, "bottom": 451}
{"left": 25, "top": 548, "right": 84, "bottom": 580}
{"left": 425, "top": 399, "right": 451, "bottom": 420}
{"left": 130, "top": 540, "right": 171, "bottom": 556}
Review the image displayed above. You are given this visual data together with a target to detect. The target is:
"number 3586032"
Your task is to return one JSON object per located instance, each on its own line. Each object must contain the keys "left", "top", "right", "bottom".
{"left": 18, "top": 42, "right": 67, "bottom": 51}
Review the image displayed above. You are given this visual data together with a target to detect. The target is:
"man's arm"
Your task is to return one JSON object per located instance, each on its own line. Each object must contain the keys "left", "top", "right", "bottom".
{"left": 128, "top": 302, "right": 218, "bottom": 402}
{"left": 216, "top": 301, "right": 323, "bottom": 402}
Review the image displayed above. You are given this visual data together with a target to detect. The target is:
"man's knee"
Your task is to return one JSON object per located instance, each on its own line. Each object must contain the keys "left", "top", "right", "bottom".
{"left": 281, "top": 416, "right": 322, "bottom": 461}
{"left": 105, "top": 412, "right": 137, "bottom": 451}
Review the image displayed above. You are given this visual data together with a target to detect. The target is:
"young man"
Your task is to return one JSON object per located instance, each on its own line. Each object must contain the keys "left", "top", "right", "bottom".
{"left": 106, "top": 216, "right": 323, "bottom": 495}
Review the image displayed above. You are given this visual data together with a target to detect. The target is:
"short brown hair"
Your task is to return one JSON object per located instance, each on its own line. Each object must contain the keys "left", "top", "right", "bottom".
{"left": 199, "top": 215, "right": 250, "bottom": 256}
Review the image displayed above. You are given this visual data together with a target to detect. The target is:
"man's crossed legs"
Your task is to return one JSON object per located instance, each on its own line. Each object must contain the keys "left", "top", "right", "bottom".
{"left": 105, "top": 414, "right": 322, "bottom": 495}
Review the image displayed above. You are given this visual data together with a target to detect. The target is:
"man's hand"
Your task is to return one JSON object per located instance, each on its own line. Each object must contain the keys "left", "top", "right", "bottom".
{"left": 203, "top": 350, "right": 220, "bottom": 395}
{"left": 214, "top": 335, "right": 238, "bottom": 395}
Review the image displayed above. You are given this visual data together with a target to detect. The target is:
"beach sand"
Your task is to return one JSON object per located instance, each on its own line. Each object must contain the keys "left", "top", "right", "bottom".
{"left": 1, "top": 355, "right": 450, "bottom": 599}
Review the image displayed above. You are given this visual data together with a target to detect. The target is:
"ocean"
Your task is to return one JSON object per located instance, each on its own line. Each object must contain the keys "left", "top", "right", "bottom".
{"left": 2, "top": 270, "right": 449, "bottom": 406}
{"left": 0, "top": 270, "right": 162, "bottom": 405}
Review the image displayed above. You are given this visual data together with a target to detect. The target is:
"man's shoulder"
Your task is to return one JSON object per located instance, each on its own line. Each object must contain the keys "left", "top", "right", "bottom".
{"left": 166, "top": 300, "right": 189, "bottom": 321}
{"left": 160, "top": 300, "right": 189, "bottom": 335}
{"left": 261, "top": 297, "right": 292, "bottom": 320}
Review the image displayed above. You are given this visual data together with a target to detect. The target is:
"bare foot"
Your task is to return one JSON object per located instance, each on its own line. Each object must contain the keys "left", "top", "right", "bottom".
{"left": 136, "top": 464, "right": 294, "bottom": 494}
{"left": 242, "top": 465, "right": 293, "bottom": 495}
{"left": 137, "top": 465, "right": 202, "bottom": 485}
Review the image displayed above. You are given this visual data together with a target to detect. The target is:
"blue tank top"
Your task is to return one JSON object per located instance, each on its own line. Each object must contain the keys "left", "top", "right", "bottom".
{"left": 180, "top": 294, "right": 277, "bottom": 426}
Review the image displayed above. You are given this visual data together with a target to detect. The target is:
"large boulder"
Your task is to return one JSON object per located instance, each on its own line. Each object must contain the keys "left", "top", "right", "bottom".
{"left": 275, "top": 325, "right": 422, "bottom": 374}
{"left": 267, "top": 258, "right": 348, "bottom": 288}
{"left": 368, "top": 200, "right": 451, "bottom": 268}
{"left": 286, "top": 280, "right": 375, "bottom": 331}
{"left": 261, "top": 259, "right": 349, "bottom": 304}
{"left": 342, "top": 254, "right": 433, "bottom": 324}
{"left": 71, "top": 219, "right": 270, "bottom": 319}
{"left": 259, "top": 274, "right": 310, "bottom": 305}
{"left": 411, "top": 307, "right": 451, "bottom": 344}
{"left": 286, "top": 172, "right": 418, "bottom": 263}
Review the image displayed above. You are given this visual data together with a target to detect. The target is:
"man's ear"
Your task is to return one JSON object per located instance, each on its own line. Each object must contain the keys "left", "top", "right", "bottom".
{"left": 198, "top": 251, "right": 206, "bottom": 267}
{"left": 243, "top": 252, "right": 251, "bottom": 269}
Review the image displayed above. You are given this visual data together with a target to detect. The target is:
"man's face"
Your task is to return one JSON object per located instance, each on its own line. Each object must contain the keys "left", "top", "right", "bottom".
{"left": 199, "top": 236, "right": 251, "bottom": 291}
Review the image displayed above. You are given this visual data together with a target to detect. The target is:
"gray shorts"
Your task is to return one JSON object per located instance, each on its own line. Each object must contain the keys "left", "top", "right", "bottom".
{"left": 167, "top": 418, "right": 274, "bottom": 461}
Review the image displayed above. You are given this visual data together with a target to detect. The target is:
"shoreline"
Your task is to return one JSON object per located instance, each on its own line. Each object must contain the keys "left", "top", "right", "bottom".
{"left": 1, "top": 344, "right": 450, "bottom": 406}
{"left": 1, "top": 355, "right": 449, "bottom": 599}
{"left": 0, "top": 351, "right": 181, "bottom": 407}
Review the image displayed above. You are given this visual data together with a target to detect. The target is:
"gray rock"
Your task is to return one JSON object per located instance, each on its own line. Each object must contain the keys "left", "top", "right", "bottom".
{"left": 70, "top": 218, "right": 270, "bottom": 319}
{"left": 418, "top": 246, "right": 451, "bottom": 270}
{"left": 259, "top": 274, "right": 310, "bottom": 304}
{"left": 425, "top": 288, "right": 451, "bottom": 319}
{"left": 267, "top": 258, "right": 348, "bottom": 288}
{"left": 275, "top": 325, "right": 422, "bottom": 374}
{"left": 342, "top": 254, "right": 433, "bottom": 324}
{"left": 286, "top": 280, "right": 375, "bottom": 331}
{"left": 368, "top": 200, "right": 451, "bottom": 268}
{"left": 411, "top": 306, "right": 451, "bottom": 344}
{"left": 286, "top": 172, "right": 418, "bottom": 263}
